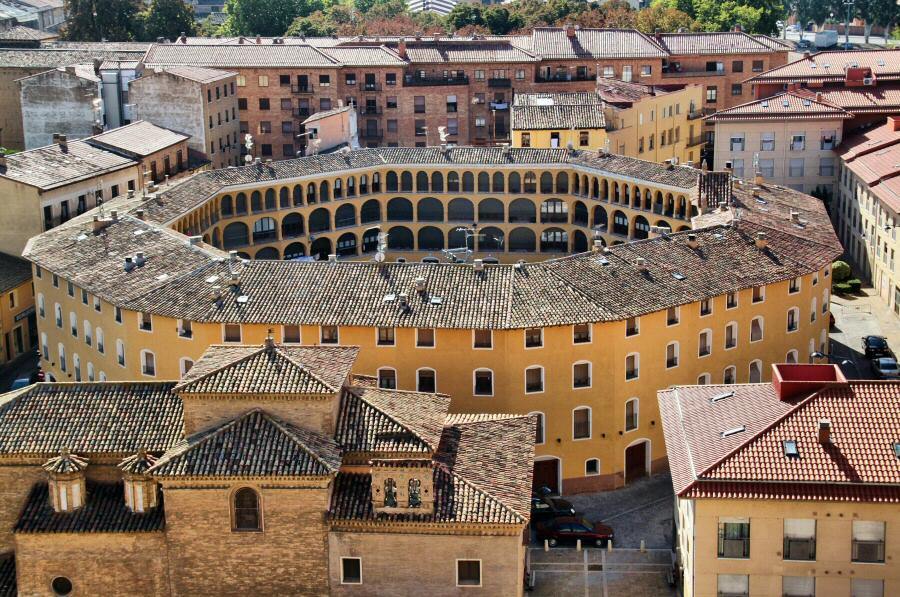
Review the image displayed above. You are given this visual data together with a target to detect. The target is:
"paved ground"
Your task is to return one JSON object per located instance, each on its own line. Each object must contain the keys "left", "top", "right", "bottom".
{"left": 529, "top": 547, "right": 675, "bottom": 597}
{"left": 829, "top": 287, "right": 900, "bottom": 379}
{"left": 0, "top": 351, "right": 38, "bottom": 393}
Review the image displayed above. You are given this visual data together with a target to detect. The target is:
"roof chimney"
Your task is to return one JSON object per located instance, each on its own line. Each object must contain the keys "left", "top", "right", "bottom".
{"left": 124, "top": 256, "right": 135, "bottom": 272}
{"left": 328, "top": 253, "right": 337, "bottom": 263}
{"left": 790, "top": 210, "right": 801, "bottom": 224}
{"left": 134, "top": 251, "right": 145, "bottom": 266}
{"left": 592, "top": 239, "right": 603, "bottom": 252}
{"left": 733, "top": 23, "right": 742, "bottom": 33}
{"left": 229, "top": 250, "right": 238, "bottom": 263}
{"left": 635, "top": 257, "right": 648, "bottom": 272}
{"left": 414, "top": 276, "right": 426, "bottom": 293}
{"left": 565, "top": 23, "right": 576, "bottom": 38}
{"left": 473, "top": 258, "right": 484, "bottom": 272}
{"left": 686, "top": 233, "right": 699, "bottom": 249}
{"left": 889, "top": 116, "right": 900, "bottom": 132}
{"left": 135, "top": 209, "right": 145, "bottom": 220}
{"left": 188, "top": 235, "right": 202, "bottom": 245}
{"left": 818, "top": 419, "right": 831, "bottom": 444}
{"left": 57, "top": 134, "right": 67, "bottom": 151}
{"left": 110, "top": 210, "right": 118, "bottom": 221}
{"left": 398, "top": 292, "right": 409, "bottom": 308}
{"left": 755, "top": 231, "right": 768, "bottom": 249}
{"left": 264, "top": 331, "right": 275, "bottom": 351}
{"left": 815, "top": 92, "right": 823, "bottom": 102}
{"left": 397, "top": 37, "right": 407, "bottom": 59}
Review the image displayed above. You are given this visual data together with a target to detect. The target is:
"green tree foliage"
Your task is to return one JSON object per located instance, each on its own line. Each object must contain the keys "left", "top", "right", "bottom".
{"left": 137, "top": 0, "right": 197, "bottom": 41}
{"left": 61, "top": 0, "right": 142, "bottom": 41}
{"left": 285, "top": 10, "right": 337, "bottom": 36}
{"left": 447, "top": 2, "right": 484, "bottom": 31}
{"left": 633, "top": 5, "right": 694, "bottom": 32}
{"left": 222, "top": 0, "right": 328, "bottom": 37}
{"left": 483, "top": 6, "right": 525, "bottom": 35}
{"left": 832, "top": 260, "right": 852, "bottom": 283}
{"left": 654, "top": 0, "right": 784, "bottom": 33}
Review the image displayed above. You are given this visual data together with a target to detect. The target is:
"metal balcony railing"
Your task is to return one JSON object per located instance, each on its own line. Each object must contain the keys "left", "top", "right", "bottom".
{"left": 403, "top": 74, "right": 469, "bottom": 87}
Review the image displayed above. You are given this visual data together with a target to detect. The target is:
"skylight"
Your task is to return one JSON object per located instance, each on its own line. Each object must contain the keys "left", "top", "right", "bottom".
{"left": 710, "top": 391, "right": 734, "bottom": 403}
{"left": 672, "top": 272, "right": 686, "bottom": 280}
{"left": 783, "top": 440, "right": 799, "bottom": 458}
{"left": 894, "top": 442, "right": 900, "bottom": 459}
{"left": 721, "top": 426, "right": 745, "bottom": 438}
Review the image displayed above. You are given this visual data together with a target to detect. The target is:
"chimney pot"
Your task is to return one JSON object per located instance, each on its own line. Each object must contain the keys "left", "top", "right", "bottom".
{"left": 755, "top": 231, "right": 768, "bottom": 249}
{"left": 229, "top": 250, "right": 238, "bottom": 263}
{"left": 687, "top": 233, "right": 699, "bottom": 249}
{"left": 635, "top": 257, "right": 648, "bottom": 271}
{"left": 473, "top": 259, "right": 484, "bottom": 272}
{"left": 398, "top": 292, "right": 409, "bottom": 307}
{"left": 414, "top": 277, "right": 426, "bottom": 293}
{"left": 136, "top": 209, "right": 145, "bottom": 220}
{"left": 328, "top": 253, "right": 337, "bottom": 263}
{"left": 110, "top": 210, "right": 118, "bottom": 221}
{"left": 124, "top": 256, "right": 135, "bottom": 272}
{"left": 135, "top": 251, "right": 145, "bottom": 266}
{"left": 818, "top": 419, "right": 831, "bottom": 444}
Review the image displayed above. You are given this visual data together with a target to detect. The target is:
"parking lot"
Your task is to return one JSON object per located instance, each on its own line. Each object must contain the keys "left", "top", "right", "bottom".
{"left": 829, "top": 288, "right": 900, "bottom": 379}
{"left": 529, "top": 474, "right": 675, "bottom": 596}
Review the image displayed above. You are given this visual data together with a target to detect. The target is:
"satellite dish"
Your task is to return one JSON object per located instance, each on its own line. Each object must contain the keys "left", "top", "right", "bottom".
{"left": 374, "top": 251, "right": 385, "bottom": 263}
{"left": 244, "top": 154, "right": 252, "bottom": 163}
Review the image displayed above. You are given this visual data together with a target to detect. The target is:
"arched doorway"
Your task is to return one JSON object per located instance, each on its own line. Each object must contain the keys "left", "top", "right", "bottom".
{"left": 624, "top": 439, "right": 650, "bottom": 484}
{"left": 533, "top": 456, "right": 561, "bottom": 495}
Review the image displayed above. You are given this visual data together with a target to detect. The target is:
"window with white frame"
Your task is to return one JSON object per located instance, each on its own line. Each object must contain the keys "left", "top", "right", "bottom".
{"left": 723, "top": 366, "right": 736, "bottom": 384}
{"left": 729, "top": 134, "right": 744, "bottom": 151}
{"left": 54, "top": 303, "right": 62, "bottom": 328}
{"left": 37, "top": 294, "right": 44, "bottom": 318}
{"left": 474, "top": 369, "right": 493, "bottom": 396}
{"left": 790, "top": 133, "right": 805, "bottom": 151}
{"left": 789, "top": 158, "right": 805, "bottom": 178}
{"left": 786, "top": 349, "right": 798, "bottom": 364}
{"left": 417, "top": 368, "right": 436, "bottom": 393}
{"left": 749, "top": 360, "right": 762, "bottom": 383}
{"left": 697, "top": 373, "right": 711, "bottom": 384}
{"left": 573, "top": 407, "right": 591, "bottom": 439}
{"left": 530, "top": 412, "right": 545, "bottom": 444}
{"left": 573, "top": 362, "right": 591, "bottom": 388}
{"left": 626, "top": 353, "right": 639, "bottom": 380}
{"left": 83, "top": 321, "right": 92, "bottom": 346}
{"left": 116, "top": 339, "right": 125, "bottom": 366}
{"left": 787, "top": 308, "right": 799, "bottom": 332}
{"left": 852, "top": 521, "right": 885, "bottom": 563}
{"left": 58, "top": 343, "right": 67, "bottom": 372}
{"left": 760, "top": 132, "right": 775, "bottom": 151}
{"left": 141, "top": 350, "right": 156, "bottom": 376}
{"left": 573, "top": 323, "right": 591, "bottom": 343}
{"left": 525, "top": 366, "right": 544, "bottom": 393}
{"left": 41, "top": 332, "right": 48, "bottom": 360}
{"left": 321, "top": 325, "right": 339, "bottom": 344}
{"left": 725, "top": 322, "right": 737, "bottom": 349}
{"left": 585, "top": 458, "right": 600, "bottom": 475}
{"left": 70, "top": 312, "right": 77, "bottom": 337}
{"left": 180, "top": 358, "right": 194, "bottom": 377}
{"left": 377, "top": 326, "right": 395, "bottom": 346}
{"left": 223, "top": 323, "right": 241, "bottom": 343}
{"left": 750, "top": 317, "right": 764, "bottom": 342}
{"left": 851, "top": 579, "right": 884, "bottom": 597}
{"left": 698, "top": 330, "right": 712, "bottom": 357}
{"left": 377, "top": 367, "right": 396, "bottom": 389}
{"left": 666, "top": 306, "right": 679, "bottom": 326}
{"left": 666, "top": 342, "right": 679, "bottom": 368}
{"left": 524, "top": 327, "right": 543, "bottom": 348}
{"left": 179, "top": 319, "right": 194, "bottom": 339}
{"left": 625, "top": 398, "right": 638, "bottom": 431}
{"left": 783, "top": 519, "right": 816, "bottom": 561}
{"left": 139, "top": 312, "right": 152, "bottom": 331}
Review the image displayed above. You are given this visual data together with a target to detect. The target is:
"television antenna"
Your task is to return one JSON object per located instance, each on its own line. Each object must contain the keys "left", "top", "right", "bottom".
{"left": 367, "top": 226, "right": 388, "bottom": 263}
{"left": 244, "top": 133, "right": 254, "bottom": 164}
{"left": 441, "top": 225, "right": 502, "bottom": 263}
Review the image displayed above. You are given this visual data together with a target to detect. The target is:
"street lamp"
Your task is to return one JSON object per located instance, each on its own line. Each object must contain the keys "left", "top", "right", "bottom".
{"left": 842, "top": 0, "right": 854, "bottom": 50}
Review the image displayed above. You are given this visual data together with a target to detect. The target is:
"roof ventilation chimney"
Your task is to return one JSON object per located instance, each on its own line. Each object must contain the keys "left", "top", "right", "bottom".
{"left": 124, "top": 256, "right": 135, "bottom": 272}
{"left": 565, "top": 23, "right": 576, "bottom": 38}
{"left": 188, "top": 235, "right": 202, "bottom": 245}
{"left": 134, "top": 251, "right": 145, "bottom": 266}
{"left": 818, "top": 419, "right": 831, "bottom": 444}
{"left": 635, "top": 257, "right": 648, "bottom": 272}
{"left": 473, "top": 258, "right": 484, "bottom": 272}
{"left": 110, "top": 210, "right": 118, "bottom": 221}
{"left": 135, "top": 209, "right": 145, "bottom": 220}
{"left": 790, "top": 210, "right": 801, "bottom": 224}
{"left": 414, "top": 276, "right": 426, "bottom": 293}
{"left": 755, "top": 231, "right": 768, "bottom": 249}
{"left": 398, "top": 292, "right": 409, "bottom": 308}
{"left": 229, "top": 250, "right": 238, "bottom": 263}
{"left": 397, "top": 37, "right": 407, "bottom": 59}
{"left": 686, "top": 233, "right": 699, "bottom": 249}
{"left": 328, "top": 253, "right": 337, "bottom": 263}
{"left": 592, "top": 240, "right": 603, "bottom": 252}
{"left": 57, "top": 134, "right": 67, "bottom": 151}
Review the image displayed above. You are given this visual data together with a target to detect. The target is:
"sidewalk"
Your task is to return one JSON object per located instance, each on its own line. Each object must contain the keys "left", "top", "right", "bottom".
{"left": 829, "top": 287, "right": 900, "bottom": 378}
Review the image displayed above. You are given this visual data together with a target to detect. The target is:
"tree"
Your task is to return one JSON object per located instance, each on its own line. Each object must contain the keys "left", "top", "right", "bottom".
{"left": 285, "top": 10, "right": 337, "bottom": 36}
{"left": 61, "top": 0, "right": 142, "bottom": 41}
{"left": 137, "top": 0, "right": 197, "bottom": 41}
{"left": 483, "top": 6, "right": 524, "bottom": 34}
{"left": 447, "top": 2, "right": 484, "bottom": 30}
{"left": 366, "top": 0, "right": 407, "bottom": 20}
{"left": 633, "top": 5, "right": 694, "bottom": 32}
{"left": 221, "top": 0, "right": 327, "bottom": 37}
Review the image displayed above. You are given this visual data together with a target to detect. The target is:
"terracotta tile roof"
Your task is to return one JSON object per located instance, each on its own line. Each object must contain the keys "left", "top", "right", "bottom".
{"left": 87, "top": 121, "right": 188, "bottom": 158}
{"left": 175, "top": 343, "right": 358, "bottom": 395}
{"left": 118, "top": 449, "right": 157, "bottom": 474}
{"left": 747, "top": 49, "right": 900, "bottom": 84}
{"left": 512, "top": 104, "right": 606, "bottom": 130}
{"left": 302, "top": 104, "right": 353, "bottom": 125}
{"left": 42, "top": 450, "right": 88, "bottom": 474}
{"left": 0, "top": 48, "right": 146, "bottom": 68}
{"left": 0, "top": 382, "right": 182, "bottom": 457}
{"left": 150, "top": 409, "right": 341, "bottom": 478}
{"left": 0, "top": 251, "right": 31, "bottom": 294}
{"left": 405, "top": 41, "right": 536, "bottom": 64}
{"left": 330, "top": 413, "right": 534, "bottom": 525}
{"left": 811, "top": 86, "right": 900, "bottom": 114}
{"left": 704, "top": 90, "right": 850, "bottom": 122}
{"left": 149, "top": 65, "right": 236, "bottom": 84}
{"left": 656, "top": 32, "right": 780, "bottom": 55}
{"left": 531, "top": 28, "right": 666, "bottom": 59}
{"left": 839, "top": 120, "right": 900, "bottom": 211}
{"left": 0, "top": 139, "right": 136, "bottom": 191}
{"left": 14, "top": 482, "right": 165, "bottom": 533}
{"left": 142, "top": 43, "right": 339, "bottom": 68}
{"left": 318, "top": 45, "right": 406, "bottom": 66}
{"left": 751, "top": 35, "right": 794, "bottom": 51}
{"left": 0, "top": 24, "right": 56, "bottom": 41}
{"left": 659, "top": 379, "right": 900, "bottom": 502}
{"left": 0, "top": 553, "right": 13, "bottom": 597}
{"left": 595, "top": 78, "right": 659, "bottom": 104}
{"left": 335, "top": 385, "right": 450, "bottom": 455}
{"left": 513, "top": 92, "right": 602, "bottom": 107}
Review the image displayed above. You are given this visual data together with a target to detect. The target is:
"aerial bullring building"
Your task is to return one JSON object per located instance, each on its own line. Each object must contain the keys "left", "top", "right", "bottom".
{"left": 24, "top": 146, "right": 840, "bottom": 493}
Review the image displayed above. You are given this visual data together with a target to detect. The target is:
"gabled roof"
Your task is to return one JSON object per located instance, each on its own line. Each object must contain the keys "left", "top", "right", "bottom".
{"left": 15, "top": 482, "right": 165, "bottom": 533}
{"left": 511, "top": 104, "right": 606, "bottom": 131}
{"left": 0, "top": 24, "right": 56, "bottom": 41}
{"left": 0, "top": 251, "right": 31, "bottom": 294}
{"left": 0, "top": 139, "right": 136, "bottom": 191}
{"left": 747, "top": 49, "right": 900, "bottom": 84}
{"left": 318, "top": 45, "right": 405, "bottom": 66}
{"left": 143, "top": 43, "right": 339, "bottom": 68}
{"left": 0, "top": 382, "right": 182, "bottom": 456}
{"left": 150, "top": 409, "right": 341, "bottom": 478}
{"left": 144, "top": 65, "right": 236, "bottom": 84}
{"left": 704, "top": 90, "right": 850, "bottom": 122}
{"left": 330, "top": 413, "right": 534, "bottom": 525}
{"left": 659, "top": 379, "right": 900, "bottom": 502}
{"left": 175, "top": 343, "right": 357, "bottom": 395}
{"left": 530, "top": 28, "right": 666, "bottom": 59}
{"left": 405, "top": 41, "right": 536, "bottom": 64}
{"left": 87, "top": 121, "right": 189, "bottom": 158}
{"left": 810, "top": 86, "right": 900, "bottom": 114}
{"left": 335, "top": 383, "right": 450, "bottom": 455}
{"left": 656, "top": 32, "right": 781, "bottom": 56}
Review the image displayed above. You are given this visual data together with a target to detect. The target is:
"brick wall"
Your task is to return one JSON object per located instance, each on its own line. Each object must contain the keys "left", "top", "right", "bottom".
{"left": 180, "top": 395, "right": 339, "bottom": 435}
{"left": 0, "top": 465, "right": 43, "bottom": 552}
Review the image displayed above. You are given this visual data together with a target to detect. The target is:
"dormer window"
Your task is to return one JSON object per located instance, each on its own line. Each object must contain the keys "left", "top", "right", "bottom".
{"left": 43, "top": 449, "right": 88, "bottom": 513}
{"left": 383, "top": 478, "right": 397, "bottom": 508}
{"left": 371, "top": 462, "right": 434, "bottom": 515}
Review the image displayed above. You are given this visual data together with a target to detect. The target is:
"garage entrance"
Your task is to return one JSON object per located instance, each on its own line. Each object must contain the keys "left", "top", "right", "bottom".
{"left": 533, "top": 458, "right": 560, "bottom": 494}
{"left": 624, "top": 441, "right": 648, "bottom": 484}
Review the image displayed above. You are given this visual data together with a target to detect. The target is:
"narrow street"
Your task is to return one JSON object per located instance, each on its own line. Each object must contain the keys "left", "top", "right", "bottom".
{"left": 829, "top": 287, "right": 900, "bottom": 379}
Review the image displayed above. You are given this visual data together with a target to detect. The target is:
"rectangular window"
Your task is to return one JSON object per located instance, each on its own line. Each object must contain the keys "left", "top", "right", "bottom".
{"left": 385, "top": 73, "right": 396, "bottom": 86}
{"left": 257, "top": 75, "right": 268, "bottom": 87}
{"left": 447, "top": 118, "right": 458, "bottom": 136}
{"left": 706, "top": 86, "right": 717, "bottom": 103}
{"left": 602, "top": 66, "right": 614, "bottom": 78}
{"left": 377, "top": 327, "right": 395, "bottom": 346}
{"left": 752, "top": 60, "right": 764, "bottom": 72}
{"left": 573, "top": 363, "right": 590, "bottom": 388}
{"left": 783, "top": 576, "right": 815, "bottom": 597}
{"left": 178, "top": 320, "right": 193, "bottom": 339}
{"left": 525, "top": 367, "right": 543, "bottom": 393}
{"left": 732, "top": 158, "right": 745, "bottom": 179}
{"left": 344, "top": 73, "right": 356, "bottom": 86}
{"left": 115, "top": 306, "right": 122, "bottom": 323}
{"left": 474, "top": 69, "right": 484, "bottom": 80}
{"left": 700, "top": 299, "right": 712, "bottom": 316}
{"left": 259, "top": 121, "right": 272, "bottom": 134}
{"left": 717, "top": 574, "right": 749, "bottom": 596}
{"left": 516, "top": 69, "right": 525, "bottom": 80}
{"left": 759, "top": 159, "right": 775, "bottom": 178}
{"left": 667, "top": 307, "right": 679, "bottom": 326}
{"left": 415, "top": 120, "right": 426, "bottom": 136}
{"left": 319, "top": 75, "right": 330, "bottom": 87}
{"left": 729, "top": 134, "right": 744, "bottom": 152}
{"left": 579, "top": 131, "right": 589, "bottom": 147}
{"left": 281, "top": 121, "right": 293, "bottom": 134}
{"left": 521, "top": 132, "right": 531, "bottom": 147}
{"left": 752, "top": 286, "right": 764, "bottom": 303}
{"left": 416, "top": 328, "right": 435, "bottom": 347}
{"left": 446, "top": 94, "right": 457, "bottom": 113}
{"left": 626, "top": 317, "right": 639, "bottom": 336}
{"left": 282, "top": 325, "right": 301, "bottom": 343}
{"left": 378, "top": 369, "right": 396, "bottom": 389}
{"left": 258, "top": 98, "right": 270, "bottom": 110}
{"left": 387, "top": 119, "right": 397, "bottom": 133}
{"left": 223, "top": 324, "right": 241, "bottom": 343}
{"left": 473, "top": 329, "right": 492, "bottom": 349}
{"left": 791, "top": 134, "right": 805, "bottom": 151}
{"left": 139, "top": 312, "right": 152, "bottom": 332}
{"left": 456, "top": 560, "right": 481, "bottom": 587}
{"left": 789, "top": 158, "right": 805, "bottom": 178}
{"left": 852, "top": 521, "right": 885, "bottom": 563}
{"left": 321, "top": 326, "right": 338, "bottom": 344}
{"left": 386, "top": 96, "right": 397, "bottom": 109}
{"left": 524, "top": 327, "right": 542, "bottom": 348}
{"left": 417, "top": 369, "right": 436, "bottom": 393}
{"left": 621, "top": 65, "right": 632, "bottom": 82}
{"left": 640, "top": 64, "right": 651, "bottom": 76}
{"left": 474, "top": 370, "right": 493, "bottom": 395}
{"left": 625, "top": 400, "right": 638, "bottom": 431}
{"left": 819, "top": 157, "right": 835, "bottom": 177}
{"left": 718, "top": 520, "right": 750, "bottom": 558}
{"left": 414, "top": 96, "right": 425, "bottom": 113}
{"left": 783, "top": 519, "right": 816, "bottom": 561}
{"left": 573, "top": 408, "right": 590, "bottom": 439}
{"left": 731, "top": 83, "right": 742, "bottom": 96}
{"left": 236, "top": 75, "right": 246, "bottom": 87}
{"left": 732, "top": 60, "right": 743, "bottom": 73}
{"left": 573, "top": 323, "right": 591, "bottom": 343}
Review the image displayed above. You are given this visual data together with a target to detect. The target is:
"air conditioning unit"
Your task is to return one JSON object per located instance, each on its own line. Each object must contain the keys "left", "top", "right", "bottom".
{"left": 863, "top": 77, "right": 874, "bottom": 86}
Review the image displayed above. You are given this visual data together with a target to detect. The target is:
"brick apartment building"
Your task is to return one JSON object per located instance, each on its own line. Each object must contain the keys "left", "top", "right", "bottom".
{"left": 140, "top": 27, "right": 789, "bottom": 161}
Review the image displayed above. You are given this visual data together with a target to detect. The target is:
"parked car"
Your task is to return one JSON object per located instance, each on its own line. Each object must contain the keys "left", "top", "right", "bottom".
{"left": 797, "top": 39, "right": 813, "bottom": 49}
{"left": 785, "top": 24, "right": 800, "bottom": 33}
{"left": 536, "top": 516, "right": 614, "bottom": 547}
{"left": 872, "top": 357, "right": 900, "bottom": 380}
{"left": 531, "top": 495, "right": 576, "bottom": 522}
{"left": 862, "top": 336, "right": 893, "bottom": 359}
{"left": 29, "top": 368, "right": 44, "bottom": 383}
{"left": 10, "top": 378, "right": 31, "bottom": 390}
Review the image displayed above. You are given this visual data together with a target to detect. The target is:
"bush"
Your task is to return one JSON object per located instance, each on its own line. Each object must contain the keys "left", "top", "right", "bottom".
{"left": 832, "top": 260, "right": 852, "bottom": 283}
{"left": 847, "top": 278, "right": 862, "bottom": 293}
{"left": 832, "top": 282, "right": 852, "bottom": 294}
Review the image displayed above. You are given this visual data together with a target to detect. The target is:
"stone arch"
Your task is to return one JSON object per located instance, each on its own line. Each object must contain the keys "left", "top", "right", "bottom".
{"left": 540, "top": 198, "right": 568, "bottom": 224}
{"left": 335, "top": 203, "right": 356, "bottom": 228}
{"left": 508, "top": 172, "right": 521, "bottom": 193}
{"left": 337, "top": 232, "right": 357, "bottom": 256}
{"left": 306, "top": 183, "right": 316, "bottom": 204}
{"left": 309, "top": 207, "right": 331, "bottom": 233}
{"left": 593, "top": 206, "right": 608, "bottom": 229}
{"left": 463, "top": 171, "right": 475, "bottom": 192}
{"left": 255, "top": 246, "right": 279, "bottom": 260}
{"left": 492, "top": 172, "right": 505, "bottom": 193}
{"left": 284, "top": 242, "right": 306, "bottom": 259}
{"left": 362, "top": 228, "right": 380, "bottom": 253}
{"left": 418, "top": 226, "right": 444, "bottom": 251}
{"left": 556, "top": 172, "right": 569, "bottom": 194}
{"left": 478, "top": 172, "right": 490, "bottom": 193}
{"left": 292, "top": 185, "right": 303, "bottom": 206}
{"left": 251, "top": 190, "right": 263, "bottom": 212}
{"left": 310, "top": 238, "right": 332, "bottom": 260}
{"left": 431, "top": 171, "right": 444, "bottom": 193}
{"left": 223, "top": 222, "right": 249, "bottom": 249}
{"left": 319, "top": 180, "right": 330, "bottom": 202}
{"left": 447, "top": 171, "right": 460, "bottom": 192}
{"left": 541, "top": 227, "right": 568, "bottom": 252}
{"left": 523, "top": 172, "right": 537, "bottom": 193}
{"left": 509, "top": 227, "right": 536, "bottom": 252}
{"left": 509, "top": 198, "right": 536, "bottom": 223}
{"left": 401, "top": 171, "right": 413, "bottom": 192}
{"left": 347, "top": 176, "right": 356, "bottom": 196}
{"left": 479, "top": 226, "right": 504, "bottom": 251}
{"left": 633, "top": 215, "right": 650, "bottom": 240}
{"left": 572, "top": 201, "right": 589, "bottom": 226}
{"left": 448, "top": 198, "right": 474, "bottom": 221}
{"left": 221, "top": 194, "right": 233, "bottom": 216}
{"left": 417, "top": 197, "right": 444, "bottom": 222}
{"left": 387, "top": 197, "right": 413, "bottom": 221}
{"left": 386, "top": 171, "right": 399, "bottom": 192}
{"left": 612, "top": 210, "right": 629, "bottom": 236}
{"left": 416, "top": 171, "right": 428, "bottom": 192}
{"left": 540, "top": 172, "right": 553, "bottom": 193}
{"left": 252, "top": 217, "right": 277, "bottom": 243}
{"left": 265, "top": 188, "right": 276, "bottom": 210}
{"left": 387, "top": 226, "right": 414, "bottom": 250}
{"left": 361, "top": 199, "right": 381, "bottom": 223}
{"left": 333, "top": 178, "right": 343, "bottom": 199}
{"left": 478, "top": 198, "right": 504, "bottom": 222}
{"left": 235, "top": 192, "right": 248, "bottom": 215}
{"left": 281, "top": 213, "right": 304, "bottom": 238}
{"left": 572, "top": 230, "right": 589, "bottom": 252}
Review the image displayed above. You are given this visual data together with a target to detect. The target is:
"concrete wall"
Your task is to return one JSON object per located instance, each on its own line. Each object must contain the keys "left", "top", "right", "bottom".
{"left": 19, "top": 68, "right": 100, "bottom": 150}
{"left": 328, "top": 530, "right": 524, "bottom": 596}
{"left": 0, "top": 276, "right": 35, "bottom": 367}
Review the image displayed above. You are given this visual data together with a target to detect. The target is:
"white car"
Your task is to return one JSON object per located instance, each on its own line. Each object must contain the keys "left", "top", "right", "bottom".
{"left": 785, "top": 24, "right": 800, "bottom": 33}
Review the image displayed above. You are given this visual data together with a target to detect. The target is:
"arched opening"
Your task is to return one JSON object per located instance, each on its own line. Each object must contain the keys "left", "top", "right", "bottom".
{"left": 462, "top": 171, "right": 474, "bottom": 192}
{"left": 387, "top": 197, "right": 413, "bottom": 221}
{"left": 337, "top": 232, "right": 357, "bottom": 256}
{"left": 222, "top": 222, "right": 249, "bottom": 249}
{"left": 281, "top": 213, "right": 304, "bottom": 238}
{"left": 255, "top": 246, "right": 279, "bottom": 260}
{"left": 448, "top": 227, "right": 468, "bottom": 249}
{"left": 523, "top": 172, "right": 537, "bottom": 193}
{"left": 306, "top": 183, "right": 316, "bottom": 204}
{"left": 309, "top": 208, "right": 331, "bottom": 233}
{"left": 335, "top": 204, "right": 356, "bottom": 228}
{"left": 612, "top": 210, "right": 629, "bottom": 236}
{"left": 264, "top": 188, "right": 276, "bottom": 210}
{"left": 252, "top": 217, "right": 277, "bottom": 243}
{"left": 447, "top": 171, "right": 460, "bottom": 192}
{"left": 235, "top": 192, "right": 247, "bottom": 215}
{"left": 417, "top": 226, "right": 444, "bottom": 251}
{"left": 387, "top": 226, "right": 414, "bottom": 250}
{"left": 508, "top": 172, "right": 521, "bottom": 193}
{"left": 233, "top": 487, "right": 261, "bottom": 531}
{"left": 479, "top": 226, "right": 503, "bottom": 251}
{"left": 492, "top": 172, "right": 504, "bottom": 193}
{"left": 533, "top": 456, "right": 561, "bottom": 494}
{"left": 509, "top": 198, "right": 536, "bottom": 223}
{"left": 556, "top": 172, "right": 569, "bottom": 194}
{"left": 401, "top": 171, "right": 413, "bottom": 192}
{"left": 416, "top": 171, "right": 428, "bottom": 192}
{"left": 624, "top": 439, "right": 650, "bottom": 484}
{"left": 417, "top": 197, "right": 444, "bottom": 222}
{"left": 251, "top": 190, "right": 263, "bottom": 212}
{"left": 386, "top": 171, "right": 398, "bottom": 192}
{"left": 347, "top": 176, "right": 356, "bottom": 196}
{"left": 541, "top": 228, "right": 568, "bottom": 252}
{"left": 448, "top": 198, "right": 474, "bottom": 221}
{"left": 540, "top": 198, "right": 568, "bottom": 224}
{"left": 540, "top": 172, "right": 553, "bottom": 193}
{"left": 362, "top": 228, "right": 380, "bottom": 253}
{"left": 633, "top": 215, "right": 650, "bottom": 240}
{"left": 283, "top": 242, "right": 306, "bottom": 259}
{"left": 431, "top": 171, "right": 443, "bottom": 192}
{"left": 593, "top": 206, "right": 608, "bottom": 230}
{"left": 478, "top": 171, "right": 490, "bottom": 192}
{"left": 211, "top": 228, "right": 220, "bottom": 247}
{"left": 478, "top": 198, "right": 504, "bottom": 223}
{"left": 333, "top": 178, "right": 342, "bottom": 199}
{"left": 359, "top": 174, "right": 369, "bottom": 195}
{"left": 279, "top": 187, "right": 289, "bottom": 208}
{"left": 509, "top": 227, "right": 536, "bottom": 252}
{"left": 361, "top": 199, "right": 381, "bottom": 223}
{"left": 319, "top": 181, "right": 330, "bottom": 202}
{"left": 220, "top": 194, "right": 233, "bottom": 216}
{"left": 372, "top": 172, "right": 381, "bottom": 193}
{"left": 310, "top": 238, "right": 332, "bottom": 260}
{"left": 572, "top": 201, "right": 589, "bottom": 226}
{"left": 572, "top": 230, "right": 588, "bottom": 252}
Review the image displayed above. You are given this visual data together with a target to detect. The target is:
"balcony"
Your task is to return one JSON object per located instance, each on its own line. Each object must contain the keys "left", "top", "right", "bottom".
{"left": 662, "top": 68, "right": 725, "bottom": 78}
{"left": 489, "top": 101, "right": 509, "bottom": 111}
{"left": 487, "top": 77, "right": 511, "bottom": 88}
{"left": 363, "top": 82, "right": 382, "bottom": 91}
{"left": 536, "top": 73, "right": 592, "bottom": 83}
{"left": 291, "top": 84, "right": 313, "bottom": 94}
{"left": 359, "top": 106, "right": 383, "bottom": 116}
{"left": 359, "top": 128, "right": 384, "bottom": 140}
{"left": 292, "top": 108, "right": 310, "bottom": 119}
{"left": 687, "top": 110, "right": 704, "bottom": 120}
{"left": 403, "top": 74, "right": 469, "bottom": 87}
{"left": 783, "top": 538, "right": 816, "bottom": 561}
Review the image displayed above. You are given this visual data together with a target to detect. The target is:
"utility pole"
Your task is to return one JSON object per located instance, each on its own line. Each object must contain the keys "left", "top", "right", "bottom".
{"left": 842, "top": 0, "right": 854, "bottom": 49}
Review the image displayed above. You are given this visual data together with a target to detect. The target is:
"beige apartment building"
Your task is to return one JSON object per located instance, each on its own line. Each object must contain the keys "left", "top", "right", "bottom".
{"left": 833, "top": 117, "right": 900, "bottom": 312}
{"left": 0, "top": 252, "right": 35, "bottom": 369}
{"left": 706, "top": 90, "right": 850, "bottom": 197}
{"left": 659, "top": 363, "right": 900, "bottom": 597}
